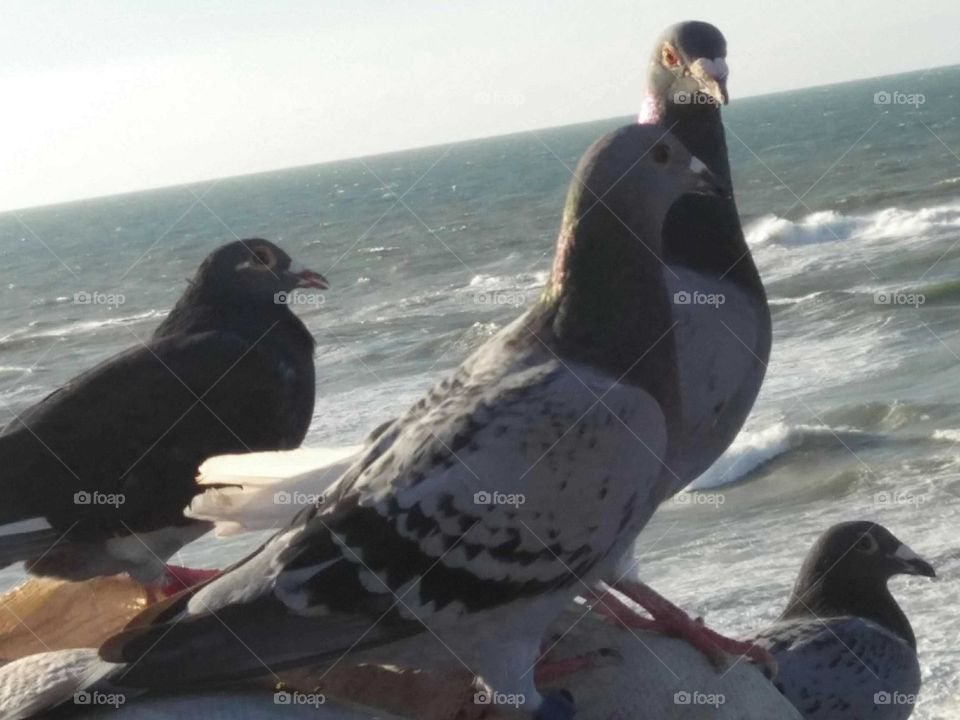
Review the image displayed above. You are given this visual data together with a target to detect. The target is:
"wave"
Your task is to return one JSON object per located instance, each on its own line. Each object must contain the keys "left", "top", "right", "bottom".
{"left": 686, "top": 422, "right": 876, "bottom": 491}
{"left": 932, "top": 429, "right": 960, "bottom": 443}
{"left": 745, "top": 200, "right": 960, "bottom": 248}
{"left": 0, "top": 310, "right": 161, "bottom": 349}
{"left": 468, "top": 270, "right": 548, "bottom": 291}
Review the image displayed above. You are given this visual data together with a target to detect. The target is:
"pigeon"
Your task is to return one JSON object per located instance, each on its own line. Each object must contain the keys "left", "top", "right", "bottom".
{"left": 574, "top": 21, "right": 773, "bottom": 667}
{"left": 0, "top": 239, "right": 327, "bottom": 590}
{"left": 749, "top": 521, "right": 935, "bottom": 720}
{"left": 3, "top": 126, "right": 724, "bottom": 720}
{"left": 640, "top": 19, "right": 770, "bottom": 504}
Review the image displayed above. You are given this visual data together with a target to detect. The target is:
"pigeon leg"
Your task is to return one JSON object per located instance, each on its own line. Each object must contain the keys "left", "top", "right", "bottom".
{"left": 145, "top": 565, "right": 221, "bottom": 601}
{"left": 606, "top": 579, "right": 777, "bottom": 675}
{"left": 586, "top": 585, "right": 662, "bottom": 632}
{"left": 535, "top": 647, "right": 619, "bottom": 684}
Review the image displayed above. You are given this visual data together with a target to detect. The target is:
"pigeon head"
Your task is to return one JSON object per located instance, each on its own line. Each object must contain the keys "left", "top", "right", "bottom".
{"left": 782, "top": 521, "right": 935, "bottom": 647}
{"left": 556, "top": 124, "right": 726, "bottom": 254}
{"left": 641, "top": 21, "right": 728, "bottom": 123}
{"left": 798, "top": 521, "right": 936, "bottom": 585}
{"left": 190, "top": 239, "right": 329, "bottom": 306}
{"left": 543, "top": 124, "right": 723, "bottom": 378}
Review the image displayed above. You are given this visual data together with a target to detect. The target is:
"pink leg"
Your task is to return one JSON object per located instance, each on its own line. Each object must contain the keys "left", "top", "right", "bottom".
{"left": 607, "top": 579, "right": 777, "bottom": 675}
{"left": 535, "top": 648, "right": 619, "bottom": 685}
{"left": 145, "top": 565, "right": 221, "bottom": 602}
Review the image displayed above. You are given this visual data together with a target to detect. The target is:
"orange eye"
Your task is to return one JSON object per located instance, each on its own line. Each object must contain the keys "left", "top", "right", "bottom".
{"left": 662, "top": 46, "right": 680, "bottom": 67}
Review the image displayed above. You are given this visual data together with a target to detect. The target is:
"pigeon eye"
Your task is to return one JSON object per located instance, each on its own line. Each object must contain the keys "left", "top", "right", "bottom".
{"left": 855, "top": 534, "right": 878, "bottom": 554}
{"left": 251, "top": 247, "right": 275, "bottom": 268}
{"left": 652, "top": 144, "right": 670, "bottom": 164}
{"left": 662, "top": 46, "right": 680, "bottom": 67}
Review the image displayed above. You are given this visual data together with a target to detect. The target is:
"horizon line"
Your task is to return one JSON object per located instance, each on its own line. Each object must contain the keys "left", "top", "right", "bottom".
{"left": 3, "top": 61, "right": 957, "bottom": 217}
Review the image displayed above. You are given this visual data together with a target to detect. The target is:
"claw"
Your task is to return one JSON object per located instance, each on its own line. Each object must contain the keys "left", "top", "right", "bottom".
{"left": 589, "top": 580, "right": 778, "bottom": 678}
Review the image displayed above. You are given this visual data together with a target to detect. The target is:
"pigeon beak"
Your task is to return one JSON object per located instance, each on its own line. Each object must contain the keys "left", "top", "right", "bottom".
{"left": 688, "top": 156, "right": 730, "bottom": 199}
{"left": 689, "top": 58, "right": 729, "bottom": 106}
{"left": 893, "top": 543, "right": 936, "bottom": 578}
{"left": 698, "top": 76, "right": 729, "bottom": 106}
{"left": 287, "top": 261, "right": 329, "bottom": 290}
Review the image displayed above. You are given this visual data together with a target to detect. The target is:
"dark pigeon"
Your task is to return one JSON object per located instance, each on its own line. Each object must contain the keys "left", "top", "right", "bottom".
{"left": 6, "top": 127, "right": 724, "bottom": 720}
{"left": 751, "top": 521, "right": 935, "bottom": 720}
{"left": 0, "top": 239, "right": 327, "bottom": 584}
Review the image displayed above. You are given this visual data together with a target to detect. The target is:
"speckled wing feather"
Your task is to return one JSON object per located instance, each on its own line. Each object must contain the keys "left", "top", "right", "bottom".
{"left": 100, "top": 318, "right": 668, "bottom": 688}
{"left": 754, "top": 616, "right": 921, "bottom": 720}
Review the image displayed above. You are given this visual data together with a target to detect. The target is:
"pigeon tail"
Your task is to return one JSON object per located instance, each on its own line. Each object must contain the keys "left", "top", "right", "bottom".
{"left": 0, "top": 648, "right": 126, "bottom": 720}
{"left": 0, "top": 522, "right": 60, "bottom": 569}
{"left": 187, "top": 445, "right": 362, "bottom": 536}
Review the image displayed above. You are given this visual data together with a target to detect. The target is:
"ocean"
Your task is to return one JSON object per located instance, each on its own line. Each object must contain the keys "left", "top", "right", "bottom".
{"left": 2, "top": 65, "right": 960, "bottom": 717}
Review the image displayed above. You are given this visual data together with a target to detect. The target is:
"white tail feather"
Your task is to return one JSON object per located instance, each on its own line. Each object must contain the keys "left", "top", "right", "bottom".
{"left": 0, "top": 649, "right": 120, "bottom": 719}
{"left": 187, "top": 446, "right": 362, "bottom": 536}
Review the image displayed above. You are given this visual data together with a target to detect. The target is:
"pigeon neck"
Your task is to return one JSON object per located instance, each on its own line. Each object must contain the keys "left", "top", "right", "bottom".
{"left": 643, "top": 95, "right": 732, "bottom": 190}
{"left": 157, "top": 287, "right": 313, "bottom": 349}
{"left": 641, "top": 93, "right": 767, "bottom": 305}
{"left": 782, "top": 575, "right": 917, "bottom": 650}
{"left": 536, "top": 201, "right": 679, "bottom": 403}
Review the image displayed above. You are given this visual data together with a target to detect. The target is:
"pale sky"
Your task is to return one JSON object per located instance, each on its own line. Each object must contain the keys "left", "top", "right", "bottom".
{"left": 2, "top": 0, "right": 959, "bottom": 213}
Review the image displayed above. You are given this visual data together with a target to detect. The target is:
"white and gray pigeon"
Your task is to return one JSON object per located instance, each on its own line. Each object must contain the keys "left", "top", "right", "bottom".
{"left": 0, "top": 125, "right": 723, "bottom": 720}
{"left": 640, "top": 19, "right": 771, "bottom": 494}
{"left": 750, "top": 521, "right": 936, "bottom": 720}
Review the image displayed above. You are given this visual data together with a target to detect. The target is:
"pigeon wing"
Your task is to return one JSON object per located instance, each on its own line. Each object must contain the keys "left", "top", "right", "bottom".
{"left": 756, "top": 616, "right": 921, "bottom": 720}
{"left": 99, "top": 357, "right": 667, "bottom": 689}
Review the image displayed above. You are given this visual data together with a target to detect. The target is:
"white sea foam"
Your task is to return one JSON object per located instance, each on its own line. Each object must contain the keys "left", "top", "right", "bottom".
{"left": 746, "top": 200, "right": 960, "bottom": 248}
{"left": 0, "top": 310, "right": 161, "bottom": 344}
{"left": 687, "top": 422, "right": 848, "bottom": 491}
{"left": 932, "top": 429, "right": 960, "bottom": 443}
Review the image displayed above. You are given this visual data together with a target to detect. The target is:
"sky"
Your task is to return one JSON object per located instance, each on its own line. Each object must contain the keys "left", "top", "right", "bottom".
{"left": 2, "top": 0, "right": 959, "bottom": 213}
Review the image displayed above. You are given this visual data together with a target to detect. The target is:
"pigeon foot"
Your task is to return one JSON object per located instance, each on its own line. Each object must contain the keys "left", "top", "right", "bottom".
{"left": 145, "top": 565, "right": 222, "bottom": 602}
{"left": 590, "top": 580, "right": 777, "bottom": 676}
{"left": 535, "top": 647, "right": 620, "bottom": 684}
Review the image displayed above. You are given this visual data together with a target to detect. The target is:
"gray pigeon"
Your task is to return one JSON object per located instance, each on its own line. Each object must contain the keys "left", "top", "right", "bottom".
{"left": 751, "top": 521, "right": 935, "bottom": 720}
{"left": 1, "top": 126, "right": 723, "bottom": 720}
{"left": 575, "top": 20, "right": 773, "bottom": 668}
{"left": 640, "top": 19, "right": 771, "bottom": 497}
